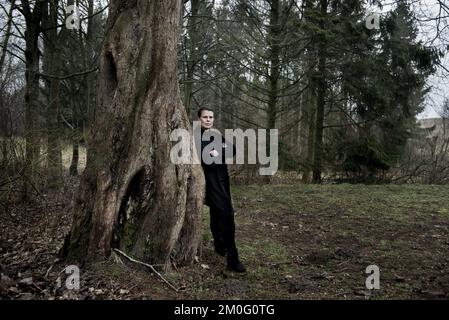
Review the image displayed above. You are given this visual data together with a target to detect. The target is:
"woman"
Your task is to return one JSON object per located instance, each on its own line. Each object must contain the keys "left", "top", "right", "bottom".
{"left": 198, "top": 107, "right": 246, "bottom": 273}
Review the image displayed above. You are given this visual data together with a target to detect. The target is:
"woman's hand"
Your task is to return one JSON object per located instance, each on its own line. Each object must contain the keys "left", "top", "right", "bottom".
{"left": 210, "top": 149, "right": 219, "bottom": 157}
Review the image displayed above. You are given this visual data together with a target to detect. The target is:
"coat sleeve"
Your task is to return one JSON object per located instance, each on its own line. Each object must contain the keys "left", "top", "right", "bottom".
{"left": 221, "top": 135, "right": 236, "bottom": 160}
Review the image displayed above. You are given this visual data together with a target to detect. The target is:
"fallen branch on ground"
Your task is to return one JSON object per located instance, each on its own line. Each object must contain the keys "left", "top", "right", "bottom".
{"left": 112, "top": 248, "right": 181, "bottom": 292}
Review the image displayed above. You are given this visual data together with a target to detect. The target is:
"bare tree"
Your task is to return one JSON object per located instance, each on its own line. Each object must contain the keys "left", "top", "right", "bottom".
{"left": 42, "top": 0, "right": 63, "bottom": 188}
{"left": 20, "top": 0, "right": 46, "bottom": 199}
{"left": 0, "top": 0, "right": 16, "bottom": 169}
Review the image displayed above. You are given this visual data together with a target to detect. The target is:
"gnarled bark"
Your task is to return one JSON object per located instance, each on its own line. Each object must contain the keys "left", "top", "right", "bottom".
{"left": 62, "top": 0, "right": 205, "bottom": 270}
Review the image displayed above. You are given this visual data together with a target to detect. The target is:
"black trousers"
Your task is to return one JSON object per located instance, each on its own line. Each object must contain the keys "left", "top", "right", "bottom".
{"left": 209, "top": 203, "right": 237, "bottom": 256}
{"left": 204, "top": 166, "right": 238, "bottom": 256}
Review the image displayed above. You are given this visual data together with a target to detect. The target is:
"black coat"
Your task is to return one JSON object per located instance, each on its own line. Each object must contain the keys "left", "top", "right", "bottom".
{"left": 200, "top": 129, "right": 236, "bottom": 210}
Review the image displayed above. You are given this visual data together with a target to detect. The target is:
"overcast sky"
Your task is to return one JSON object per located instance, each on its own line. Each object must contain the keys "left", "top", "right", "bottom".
{"left": 390, "top": 0, "right": 448, "bottom": 119}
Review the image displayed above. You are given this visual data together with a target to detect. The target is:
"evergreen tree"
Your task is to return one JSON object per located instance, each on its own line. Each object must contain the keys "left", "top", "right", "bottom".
{"left": 337, "top": 0, "right": 440, "bottom": 181}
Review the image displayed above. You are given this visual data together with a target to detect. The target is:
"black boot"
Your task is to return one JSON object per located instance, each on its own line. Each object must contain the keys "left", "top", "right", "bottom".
{"left": 226, "top": 250, "right": 246, "bottom": 273}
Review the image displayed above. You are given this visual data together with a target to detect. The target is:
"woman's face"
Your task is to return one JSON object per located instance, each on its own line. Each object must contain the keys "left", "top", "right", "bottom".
{"left": 199, "top": 110, "right": 214, "bottom": 129}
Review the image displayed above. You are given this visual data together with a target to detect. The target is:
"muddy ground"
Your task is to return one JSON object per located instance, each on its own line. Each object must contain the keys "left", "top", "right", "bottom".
{"left": 1, "top": 178, "right": 449, "bottom": 300}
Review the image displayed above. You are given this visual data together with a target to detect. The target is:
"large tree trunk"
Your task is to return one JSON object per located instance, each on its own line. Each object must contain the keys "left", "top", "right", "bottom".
{"left": 62, "top": 0, "right": 205, "bottom": 270}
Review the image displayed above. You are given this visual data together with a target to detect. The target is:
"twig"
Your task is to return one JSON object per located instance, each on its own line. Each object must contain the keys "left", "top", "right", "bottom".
{"left": 44, "top": 265, "right": 53, "bottom": 280}
{"left": 60, "top": 113, "right": 74, "bottom": 130}
{"left": 32, "top": 282, "right": 44, "bottom": 293}
{"left": 38, "top": 66, "right": 99, "bottom": 80}
{"left": 27, "top": 240, "right": 45, "bottom": 245}
{"left": 126, "top": 283, "right": 139, "bottom": 292}
{"left": 112, "top": 248, "right": 180, "bottom": 292}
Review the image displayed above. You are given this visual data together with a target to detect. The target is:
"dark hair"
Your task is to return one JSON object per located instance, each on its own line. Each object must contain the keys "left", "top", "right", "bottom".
{"left": 197, "top": 107, "right": 214, "bottom": 118}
